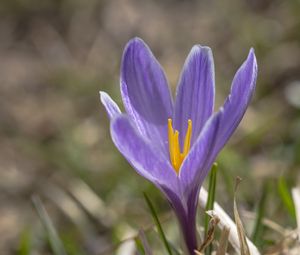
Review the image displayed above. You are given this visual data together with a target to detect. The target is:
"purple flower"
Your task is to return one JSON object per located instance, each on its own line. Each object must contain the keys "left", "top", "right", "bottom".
{"left": 100, "top": 38, "right": 257, "bottom": 254}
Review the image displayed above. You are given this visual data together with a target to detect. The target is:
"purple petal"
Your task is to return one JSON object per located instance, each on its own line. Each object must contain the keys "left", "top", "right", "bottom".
{"left": 173, "top": 113, "right": 223, "bottom": 252}
{"left": 179, "top": 111, "right": 222, "bottom": 193}
{"left": 110, "top": 114, "right": 178, "bottom": 191}
{"left": 174, "top": 46, "right": 215, "bottom": 147}
{"left": 175, "top": 113, "right": 222, "bottom": 253}
{"left": 111, "top": 115, "right": 198, "bottom": 249}
{"left": 161, "top": 185, "right": 198, "bottom": 254}
{"left": 121, "top": 38, "right": 173, "bottom": 157}
{"left": 99, "top": 91, "right": 121, "bottom": 119}
{"left": 213, "top": 48, "right": 257, "bottom": 154}
{"left": 180, "top": 48, "right": 257, "bottom": 194}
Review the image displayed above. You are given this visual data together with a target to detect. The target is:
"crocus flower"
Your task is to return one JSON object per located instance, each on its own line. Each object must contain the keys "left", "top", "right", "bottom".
{"left": 100, "top": 38, "right": 257, "bottom": 254}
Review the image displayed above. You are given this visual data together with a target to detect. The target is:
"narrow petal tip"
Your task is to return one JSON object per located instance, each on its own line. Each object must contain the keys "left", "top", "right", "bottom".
{"left": 248, "top": 48, "right": 258, "bottom": 84}
{"left": 99, "top": 91, "right": 121, "bottom": 119}
{"left": 99, "top": 90, "right": 107, "bottom": 100}
{"left": 247, "top": 48, "right": 257, "bottom": 70}
{"left": 238, "top": 48, "right": 258, "bottom": 89}
{"left": 249, "top": 47, "right": 255, "bottom": 55}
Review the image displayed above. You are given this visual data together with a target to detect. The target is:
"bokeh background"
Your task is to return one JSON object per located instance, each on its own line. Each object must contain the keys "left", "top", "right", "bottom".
{"left": 1, "top": 0, "right": 300, "bottom": 254}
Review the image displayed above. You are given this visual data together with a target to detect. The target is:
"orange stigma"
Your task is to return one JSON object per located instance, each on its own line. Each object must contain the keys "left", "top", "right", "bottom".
{"left": 168, "top": 119, "right": 192, "bottom": 173}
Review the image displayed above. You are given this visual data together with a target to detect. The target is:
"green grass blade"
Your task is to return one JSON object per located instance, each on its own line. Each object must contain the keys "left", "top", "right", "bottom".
{"left": 204, "top": 163, "right": 218, "bottom": 234}
{"left": 62, "top": 234, "right": 86, "bottom": 255}
{"left": 17, "top": 228, "right": 32, "bottom": 255}
{"left": 32, "top": 195, "right": 67, "bottom": 255}
{"left": 251, "top": 181, "right": 269, "bottom": 244}
{"left": 278, "top": 177, "right": 296, "bottom": 220}
{"left": 204, "top": 163, "right": 218, "bottom": 255}
{"left": 143, "top": 193, "right": 173, "bottom": 255}
{"left": 135, "top": 237, "right": 146, "bottom": 255}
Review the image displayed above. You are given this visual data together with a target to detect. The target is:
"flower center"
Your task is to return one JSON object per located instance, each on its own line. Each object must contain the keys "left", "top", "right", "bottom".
{"left": 168, "top": 119, "right": 192, "bottom": 173}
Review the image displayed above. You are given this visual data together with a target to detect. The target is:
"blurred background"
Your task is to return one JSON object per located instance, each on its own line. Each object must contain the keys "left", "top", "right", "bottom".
{"left": 1, "top": 0, "right": 300, "bottom": 254}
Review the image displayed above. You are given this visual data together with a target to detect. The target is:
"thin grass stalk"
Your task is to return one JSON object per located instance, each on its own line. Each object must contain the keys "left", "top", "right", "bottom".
{"left": 32, "top": 195, "right": 67, "bottom": 255}
{"left": 204, "top": 163, "right": 218, "bottom": 255}
{"left": 251, "top": 181, "right": 269, "bottom": 244}
{"left": 278, "top": 177, "right": 296, "bottom": 220}
{"left": 143, "top": 192, "right": 173, "bottom": 255}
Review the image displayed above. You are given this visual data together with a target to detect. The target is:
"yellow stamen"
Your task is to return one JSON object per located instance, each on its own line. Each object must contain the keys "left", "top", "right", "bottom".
{"left": 168, "top": 119, "right": 175, "bottom": 167}
{"left": 167, "top": 118, "right": 192, "bottom": 174}
{"left": 174, "top": 130, "right": 180, "bottom": 170}
{"left": 183, "top": 119, "right": 192, "bottom": 157}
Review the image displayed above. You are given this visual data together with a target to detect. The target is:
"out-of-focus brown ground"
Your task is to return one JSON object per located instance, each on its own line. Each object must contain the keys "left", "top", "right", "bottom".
{"left": 1, "top": 0, "right": 300, "bottom": 254}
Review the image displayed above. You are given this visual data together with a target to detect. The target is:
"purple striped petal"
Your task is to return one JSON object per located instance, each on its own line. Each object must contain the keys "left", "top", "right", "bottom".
{"left": 213, "top": 48, "right": 257, "bottom": 154}
{"left": 174, "top": 46, "right": 215, "bottom": 147}
{"left": 179, "top": 111, "right": 222, "bottom": 193}
{"left": 121, "top": 38, "right": 173, "bottom": 157}
{"left": 99, "top": 91, "right": 121, "bottom": 119}
{"left": 161, "top": 185, "right": 198, "bottom": 254}
{"left": 179, "top": 49, "right": 257, "bottom": 194}
{"left": 175, "top": 111, "right": 223, "bottom": 253}
{"left": 110, "top": 115, "right": 178, "bottom": 191}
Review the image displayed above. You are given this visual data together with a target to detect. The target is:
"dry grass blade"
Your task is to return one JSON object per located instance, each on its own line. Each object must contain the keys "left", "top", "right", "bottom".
{"left": 242, "top": 210, "right": 286, "bottom": 236}
{"left": 198, "top": 214, "right": 220, "bottom": 253}
{"left": 216, "top": 226, "right": 230, "bottom": 255}
{"left": 292, "top": 187, "right": 300, "bottom": 240}
{"left": 234, "top": 177, "right": 251, "bottom": 255}
{"left": 194, "top": 250, "right": 203, "bottom": 255}
{"left": 199, "top": 188, "right": 260, "bottom": 255}
{"left": 264, "top": 230, "right": 299, "bottom": 255}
